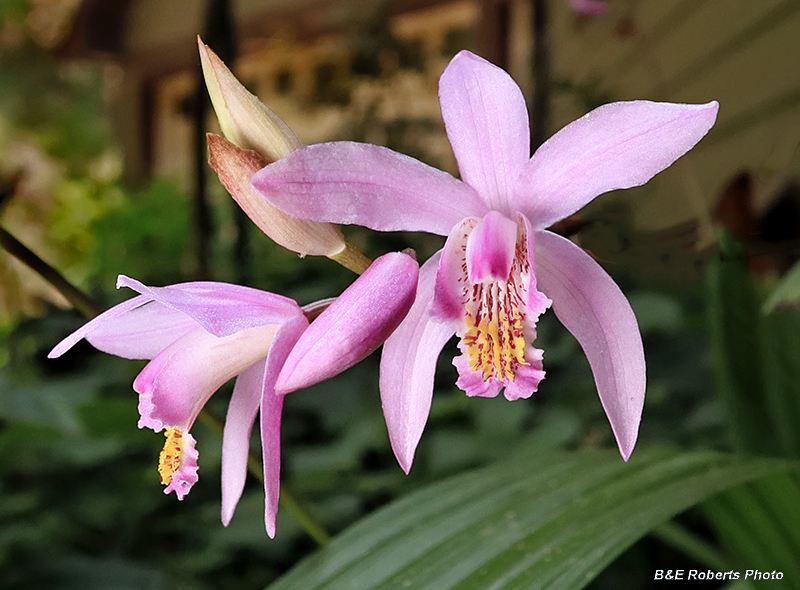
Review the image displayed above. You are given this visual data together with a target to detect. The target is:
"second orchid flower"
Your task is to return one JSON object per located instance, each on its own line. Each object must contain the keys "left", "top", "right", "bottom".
{"left": 49, "top": 251, "right": 418, "bottom": 536}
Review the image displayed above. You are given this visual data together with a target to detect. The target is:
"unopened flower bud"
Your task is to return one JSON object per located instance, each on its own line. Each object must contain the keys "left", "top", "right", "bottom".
{"left": 207, "top": 134, "right": 346, "bottom": 256}
{"left": 198, "top": 37, "right": 301, "bottom": 160}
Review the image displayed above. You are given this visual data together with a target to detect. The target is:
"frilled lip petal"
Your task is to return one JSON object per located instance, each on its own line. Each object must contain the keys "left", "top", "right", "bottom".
{"left": 276, "top": 251, "right": 419, "bottom": 393}
{"left": 534, "top": 230, "right": 646, "bottom": 460}
{"left": 48, "top": 294, "right": 197, "bottom": 360}
{"left": 135, "top": 323, "right": 281, "bottom": 432}
{"left": 117, "top": 275, "right": 302, "bottom": 337}
{"left": 432, "top": 217, "right": 479, "bottom": 321}
{"left": 379, "top": 252, "right": 460, "bottom": 473}
{"left": 163, "top": 431, "right": 200, "bottom": 500}
{"left": 251, "top": 142, "right": 488, "bottom": 236}
{"left": 514, "top": 100, "right": 719, "bottom": 230}
{"left": 439, "top": 50, "right": 530, "bottom": 214}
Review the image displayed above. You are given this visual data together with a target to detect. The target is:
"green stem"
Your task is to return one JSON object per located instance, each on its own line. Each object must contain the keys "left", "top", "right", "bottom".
{"left": 328, "top": 240, "right": 372, "bottom": 275}
{"left": 1, "top": 229, "right": 331, "bottom": 546}
{"left": 0, "top": 225, "right": 103, "bottom": 319}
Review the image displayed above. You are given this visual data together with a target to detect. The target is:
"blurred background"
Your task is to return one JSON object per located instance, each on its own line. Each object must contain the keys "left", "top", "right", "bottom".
{"left": 1, "top": 0, "right": 799, "bottom": 588}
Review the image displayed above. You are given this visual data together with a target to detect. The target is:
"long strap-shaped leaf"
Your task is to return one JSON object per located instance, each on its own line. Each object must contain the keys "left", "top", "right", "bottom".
{"left": 267, "top": 448, "right": 795, "bottom": 590}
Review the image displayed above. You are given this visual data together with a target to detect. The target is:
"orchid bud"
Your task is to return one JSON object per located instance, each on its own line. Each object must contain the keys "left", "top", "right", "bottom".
{"left": 198, "top": 37, "right": 301, "bottom": 160}
{"left": 275, "top": 251, "right": 420, "bottom": 394}
{"left": 207, "top": 134, "right": 346, "bottom": 256}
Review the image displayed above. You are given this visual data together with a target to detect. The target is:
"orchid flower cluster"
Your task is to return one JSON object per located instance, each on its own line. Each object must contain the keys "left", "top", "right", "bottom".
{"left": 50, "top": 39, "right": 718, "bottom": 537}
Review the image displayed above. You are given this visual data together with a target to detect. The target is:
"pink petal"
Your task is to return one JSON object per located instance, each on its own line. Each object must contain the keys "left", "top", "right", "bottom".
{"left": 514, "top": 100, "right": 719, "bottom": 229}
{"left": 260, "top": 316, "right": 308, "bottom": 537}
{"left": 251, "top": 142, "right": 487, "bottom": 236}
{"left": 135, "top": 324, "right": 280, "bottom": 432}
{"left": 117, "top": 275, "right": 302, "bottom": 337}
{"left": 439, "top": 50, "right": 530, "bottom": 214}
{"left": 465, "top": 211, "right": 518, "bottom": 283}
{"left": 431, "top": 217, "right": 480, "bottom": 322}
{"left": 221, "top": 360, "right": 266, "bottom": 527}
{"left": 276, "top": 252, "right": 419, "bottom": 393}
{"left": 380, "top": 253, "right": 460, "bottom": 473}
{"left": 534, "top": 230, "right": 646, "bottom": 460}
{"left": 48, "top": 294, "right": 195, "bottom": 360}
{"left": 85, "top": 301, "right": 200, "bottom": 360}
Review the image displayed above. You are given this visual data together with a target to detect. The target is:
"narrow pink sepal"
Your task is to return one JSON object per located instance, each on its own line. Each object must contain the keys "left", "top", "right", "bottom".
{"left": 276, "top": 252, "right": 419, "bottom": 393}
{"left": 84, "top": 302, "right": 200, "bottom": 360}
{"left": 117, "top": 275, "right": 302, "bottom": 337}
{"left": 439, "top": 50, "right": 530, "bottom": 214}
{"left": 221, "top": 360, "right": 266, "bottom": 526}
{"left": 261, "top": 316, "right": 308, "bottom": 537}
{"left": 514, "top": 100, "right": 719, "bottom": 230}
{"left": 535, "top": 230, "right": 646, "bottom": 460}
{"left": 48, "top": 294, "right": 161, "bottom": 359}
{"left": 380, "top": 253, "right": 459, "bottom": 473}
{"left": 251, "top": 142, "right": 487, "bottom": 236}
{"left": 164, "top": 431, "right": 200, "bottom": 500}
{"left": 465, "top": 211, "right": 518, "bottom": 283}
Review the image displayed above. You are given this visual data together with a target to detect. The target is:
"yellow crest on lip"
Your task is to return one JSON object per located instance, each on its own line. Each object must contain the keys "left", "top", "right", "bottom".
{"left": 462, "top": 280, "right": 528, "bottom": 382}
{"left": 158, "top": 427, "right": 185, "bottom": 486}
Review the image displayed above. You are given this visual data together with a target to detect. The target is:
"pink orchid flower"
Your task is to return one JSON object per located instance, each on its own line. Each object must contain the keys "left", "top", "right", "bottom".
{"left": 49, "top": 252, "right": 418, "bottom": 536}
{"left": 570, "top": 0, "right": 609, "bottom": 18}
{"left": 252, "top": 50, "right": 718, "bottom": 472}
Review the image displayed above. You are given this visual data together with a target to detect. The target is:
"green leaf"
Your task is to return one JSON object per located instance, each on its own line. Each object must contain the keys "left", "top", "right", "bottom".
{"left": 705, "top": 472, "right": 800, "bottom": 589}
{"left": 266, "top": 448, "right": 795, "bottom": 590}
{"left": 706, "top": 232, "right": 800, "bottom": 458}
{"left": 706, "top": 232, "right": 778, "bottom": 454}
{"left": 763, "top": 259, "right": 800, "bottom": 314}
{"left": 759, "top": 310, "right": 800, "bottom": 458}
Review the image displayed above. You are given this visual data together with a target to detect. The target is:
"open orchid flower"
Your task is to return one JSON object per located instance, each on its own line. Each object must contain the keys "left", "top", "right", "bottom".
{"left": 252, "top": 50, "right": 719, "bottom": 472}
{"left": 49, "top": 252, "right": 418, "bottom": 536}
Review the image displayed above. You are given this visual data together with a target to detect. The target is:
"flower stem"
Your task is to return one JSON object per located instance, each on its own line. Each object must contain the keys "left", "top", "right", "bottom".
{"left": 1, "top": 229, "right": 332, "bottom": 546}
{"left": 328, "top": 240, "right": 372, "bottom": 275}
{"left": 0, "top": 225, "right": 103, "bottom": 319}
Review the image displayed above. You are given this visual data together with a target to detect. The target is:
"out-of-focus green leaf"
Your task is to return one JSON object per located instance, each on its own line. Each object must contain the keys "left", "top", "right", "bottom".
{"left": 628, "top": 291, "right": 684, "bottom": 335}
{"left": 759, "top": 310, "right": 800, "bottom": 458}
{"left": 705, "top": 473, "right": 800, "bottom": 589}
{"left": 707, "top": 231, "right": 800, "bottom": 459}
{"left": 706, "top": 232, "right": 778, "bottom": 455}
{"left": 763, "top": 259, "right": 800, "bottom": 314}
{"left": 34, "top": 555, "right": 171, "bottom": 590}
{"left": 266, "top": 448, "right": 795, "bottom": 590}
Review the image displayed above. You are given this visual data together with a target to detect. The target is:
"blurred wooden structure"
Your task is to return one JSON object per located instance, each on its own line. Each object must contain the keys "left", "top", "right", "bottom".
{"left": 59, "top": 0, "right": 800, "bottom": 234}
